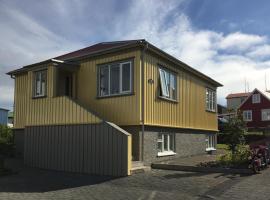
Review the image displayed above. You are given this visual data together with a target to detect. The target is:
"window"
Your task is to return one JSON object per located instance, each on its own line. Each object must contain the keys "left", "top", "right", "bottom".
{"left": 252, "top": 94, "right": 261, "bottom": 103}
{"left": 243, "top": 110, "right": 252, "bottom": 121}
{"left": 157, "top": 133, "right": 176, "bottom": 156}
{"left": 262, "top": 109, "right": 270, "bottom": 121}
{"left": 159, "top": 67, "right": 177, "bottom": 100}
{"left": 206, "top": 88, "right": 216, "bottom": 112}
{"left": 98, "top": 61, "right": 132, "bottom": 97}
{"left": 206, "top": 135, "right": 216, "bottom": 151}
{"left": 34, "top": 70, "right": 47, "bottom": 97}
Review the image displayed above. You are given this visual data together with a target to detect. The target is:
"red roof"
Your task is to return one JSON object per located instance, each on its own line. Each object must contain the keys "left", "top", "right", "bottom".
{"left": 54, "top": 40, "right": 141, "bottom": 60}
{"left": 226, "top": 92, "right": 251, "bottom": 99}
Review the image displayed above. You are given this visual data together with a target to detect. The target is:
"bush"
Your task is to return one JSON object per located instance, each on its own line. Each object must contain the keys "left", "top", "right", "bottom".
{"left": 0, "top": 125, "right": 14, "bottom": 157}
{"left": 218, "top": 133, "right": 268, "bottom": 145}
{"left": 222, "top": 112, "right": 247, "bottom": 154}
{"left": 218, "top": 145, "right": 251, "bottom": 168}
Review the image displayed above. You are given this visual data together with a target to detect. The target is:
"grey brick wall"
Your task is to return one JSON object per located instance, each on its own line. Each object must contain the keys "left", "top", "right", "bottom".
{"left": 142, "top": 127, "right": 217, "bottom": 165}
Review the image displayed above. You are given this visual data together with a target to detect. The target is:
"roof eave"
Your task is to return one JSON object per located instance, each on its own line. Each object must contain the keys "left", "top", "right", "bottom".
{"left": 7, "top": 59, "right": 80, "bottom": 76}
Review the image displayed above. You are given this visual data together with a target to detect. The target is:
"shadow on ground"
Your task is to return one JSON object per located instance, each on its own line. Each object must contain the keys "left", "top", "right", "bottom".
{"left": 0, "top": 167, "right": 116, "bottom": 193}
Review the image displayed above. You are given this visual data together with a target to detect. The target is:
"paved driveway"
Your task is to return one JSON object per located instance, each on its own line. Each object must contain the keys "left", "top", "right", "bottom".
{"left": 0, "top": 167, "right": 269, "bottom": 200}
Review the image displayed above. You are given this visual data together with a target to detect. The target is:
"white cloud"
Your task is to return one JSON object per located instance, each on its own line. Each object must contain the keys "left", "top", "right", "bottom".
{"left": 218, "top": 32, "right": 266, "bottom": 51}
{"left": 1, "top": 0, "right": 270, "bottom": 108}
{"left": 247, "top": 45, "right": 270, "bottom": 59}
{"left": 110, "top": 0, "right": 270, "bottom": 105}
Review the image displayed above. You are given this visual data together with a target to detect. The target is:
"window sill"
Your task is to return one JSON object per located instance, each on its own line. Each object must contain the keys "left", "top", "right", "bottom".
{"left": 206, "top": 147, "right": 216, "bottom": 152}
{"left": 97, "top": 92, "right": 134, "bottom": 99}
{"left": 158, "top": 96, "right": 178, "bottom": 103}
{"left": 206, "top": 109, "right": 216, "bottom": 113}
{"left": 32, "top": 95, "right": 47, "bottom": 99}
{"left": 157, "top": 151, "right": 176, "bottom": 157}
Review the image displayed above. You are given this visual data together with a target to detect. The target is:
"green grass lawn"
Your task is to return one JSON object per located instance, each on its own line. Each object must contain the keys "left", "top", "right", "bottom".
{"left": 217, "top": 144, "right": 229, "bottom": 150}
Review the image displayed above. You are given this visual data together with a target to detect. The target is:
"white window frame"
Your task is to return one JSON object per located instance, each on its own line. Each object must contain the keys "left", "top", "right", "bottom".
{"left": 33, "top": 70, "right": 47, "bottom": 97}
{"left": 243, "top": 110, "right": 252, "bottom": 122}
{"left": 252, "top": 94, "right": 261, "bottom": 104}
{"left": 157, "top": 133, "right": 176, "bottom": 157}
{"left": 158, "top": 67, "right": 177, "bottom": 101}
{"left": 261, "top": 109, "right": 270, "bottom": 121}
{"left": 206, "top": 88, "right": 216, "bottom": 112}
{"left": 206, "top": 135, "right": 216, "bottom": 151}
{"left": 98, "top": 61, "right": 132, "bottom": 97}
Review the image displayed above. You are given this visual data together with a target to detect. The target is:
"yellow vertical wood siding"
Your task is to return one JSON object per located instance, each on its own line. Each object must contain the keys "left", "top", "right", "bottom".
{"left": 26, "top": 96, "right": 101, "bottom": 126}
{"left": 14, "top": 72, "right": 29, "bottom": 129}
{"left": 14, "top": 65, "right": 101, "bottom": 129}
{"left": 13, "top": 48, "right": 218, "bottom": 131}
{"left": 77, "top": 49, "right": 141, "bottom": 126}
{"left": 143, "top": 52, "right": 218, "bottom": 131}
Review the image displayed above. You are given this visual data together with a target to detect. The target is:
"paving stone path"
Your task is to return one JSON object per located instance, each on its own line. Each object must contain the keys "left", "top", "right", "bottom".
{"left": 0, "top": 167, "right": 269, "bottom": 200}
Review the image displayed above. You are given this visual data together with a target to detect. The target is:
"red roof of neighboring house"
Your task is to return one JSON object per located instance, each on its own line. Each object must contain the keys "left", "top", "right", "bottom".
{"left": 226, "top": 92, "right": 251, "bottom": 99}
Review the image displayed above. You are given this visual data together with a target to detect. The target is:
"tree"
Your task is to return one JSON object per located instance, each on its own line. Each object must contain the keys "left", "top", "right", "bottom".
{"left": 222, "top": 110, "right": 247, "bottom": 156}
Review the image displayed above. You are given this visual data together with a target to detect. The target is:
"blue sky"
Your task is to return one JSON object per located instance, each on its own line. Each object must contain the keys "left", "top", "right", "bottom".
{"left": 1, "top": 0, "right": 270, "bottom": 110}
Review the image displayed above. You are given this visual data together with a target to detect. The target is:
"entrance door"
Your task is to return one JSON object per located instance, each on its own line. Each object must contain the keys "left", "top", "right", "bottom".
{"left": 65, "top": 75, "right": 73, "bottom": 97}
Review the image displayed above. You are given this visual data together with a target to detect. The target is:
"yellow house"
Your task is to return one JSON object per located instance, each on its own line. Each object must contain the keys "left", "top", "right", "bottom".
{"left": 8, "top": 39, "right": 222, "bottom": 176}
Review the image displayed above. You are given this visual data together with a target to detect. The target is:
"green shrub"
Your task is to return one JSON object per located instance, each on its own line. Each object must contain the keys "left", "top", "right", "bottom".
{"left": 0, "top": 125, "right": 14, "bottom": 157}
{"left": 218, "top": 145, "right": 251, "bottom": 167}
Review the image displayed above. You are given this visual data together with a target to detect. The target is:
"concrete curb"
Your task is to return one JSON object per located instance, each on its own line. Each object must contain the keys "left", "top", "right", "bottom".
{"left": 151, "top": 163, "right": 254, "bottom": 175}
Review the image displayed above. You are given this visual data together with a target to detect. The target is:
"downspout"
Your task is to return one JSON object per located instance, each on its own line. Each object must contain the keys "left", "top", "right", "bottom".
{"left": 140, "top": 40, "right": 148, "bottom": 161}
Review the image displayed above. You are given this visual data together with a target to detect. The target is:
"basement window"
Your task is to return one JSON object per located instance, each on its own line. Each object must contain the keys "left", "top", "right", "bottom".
{"left": 158, "top": 67, "right": 177, "bottom": 101}
{"left": 98, "top": 60, "right": 132, "bottom": 97}
{"left": 33, "top": 70, "right": 47, "bottom": 97}
{"left": 206, "top": 135, "right": 216, "bottom": 151}
{"left": 206, "top": 88, "right": 216, "bottom": 112}
{"left": 157, "top": 133, "right": 176, "bottom": 156}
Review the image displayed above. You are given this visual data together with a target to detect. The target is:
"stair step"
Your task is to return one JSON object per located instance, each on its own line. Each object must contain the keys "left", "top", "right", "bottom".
{"left": 132, "top": 161, "right": 144, "bottom": 168}
{"left": 131, "top": 161, "right": 151, "bottom": 174}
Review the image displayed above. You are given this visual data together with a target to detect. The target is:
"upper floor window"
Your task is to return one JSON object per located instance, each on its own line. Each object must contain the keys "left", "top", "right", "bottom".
{"left": 206, "top": 88, "right": 216, "bottom": 112}
{"left": 34, "top": 70, "right": 47, "bottom": 97}
{"left": 158, "top": 67, "right": 177, "bottom": 101}
{"left": 261, "top": 109, "right": 270, "bottom": 121}
{"left": 98, "top": 60, "right": 132, "bottom": 97}
{"left": 252, "top": 94, "right": 261, "bottom": 104}
{"left": 243, "top": 110, "right": 252, "bottom": 121}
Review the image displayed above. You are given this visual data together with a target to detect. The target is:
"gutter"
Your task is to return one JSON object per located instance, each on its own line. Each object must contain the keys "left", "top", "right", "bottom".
{"left": 140, "top": 40, "right": 148, "bottom": 161}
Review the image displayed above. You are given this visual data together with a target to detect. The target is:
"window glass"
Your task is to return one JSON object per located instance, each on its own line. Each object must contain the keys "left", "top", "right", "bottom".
{"left": 159, "top": 69, "right": 169, "bottom": 97}
{"left": 157, "top": 133, "right": 175, "bottom": 154}
{"left": 164, "top": 134, "right": 168, "bottom": 151}
{"left": 100, "top": 66, "right": 109, "bottom": 96}
{"left": 170, "top": 74, "right": 176, "bottom": 100}
{"left": 169, "top": 134, "right": 174, "bottom": 151}
{"left": 252, "top": 94, "right": 261, "bottom": 103}
{"left": 122, "top": 63, "right": 131, "bottom": 92}
{"left": 243, "top": 110, "right": 252, "bottom": 121}
{"left": 262, "top": 109, "right": 270, "bottom": 121}
{"left": 99, "top": 61, "right": 132, "bottom": 97}
{"left": 110, "top": 64, "right": 120, "bottom": 94}
{"left": 206, "top": 88, "right": 216, "bottom": 112}
{"left": 206, "top": 135, "right": 216, "bottom": 150}
{"left": 159, "top": 67, "right": 177, "bottom": 100}
{"left": 34, "top": 70, "right": 47, "bottom": 97}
